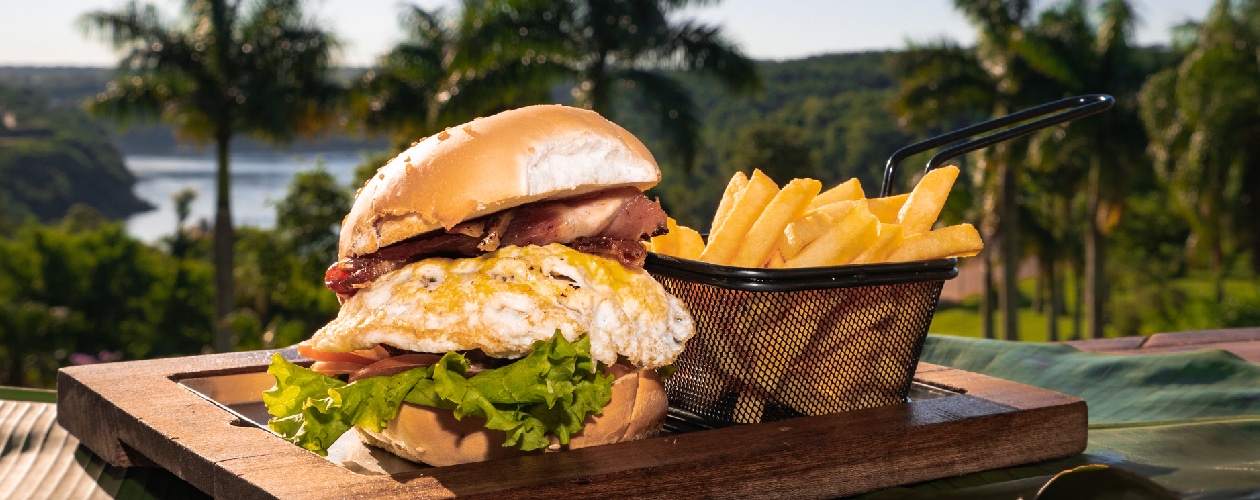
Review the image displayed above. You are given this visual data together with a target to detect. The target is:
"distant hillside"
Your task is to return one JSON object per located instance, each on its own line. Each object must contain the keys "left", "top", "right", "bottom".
{"left": 0, "top": 67, "right": 387, "bottom": 156}
{"left": 0, "top": 82, "right": 150, "bottom": 224}
{"left": 691, "top": 51, "right": 912, "bottom": 187}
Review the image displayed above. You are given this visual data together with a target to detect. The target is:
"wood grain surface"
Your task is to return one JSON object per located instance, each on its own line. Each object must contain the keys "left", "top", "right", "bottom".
{"left": 56, "top": 349, "right": 1087, "bottom": 499}
{"left": 1069, "top": 327, "right": 1260, "bottom": 362}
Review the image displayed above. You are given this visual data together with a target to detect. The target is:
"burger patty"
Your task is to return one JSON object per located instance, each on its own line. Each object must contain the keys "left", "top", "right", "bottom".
{"left": 325, "top": 187, "right": 667, "bottom": 299}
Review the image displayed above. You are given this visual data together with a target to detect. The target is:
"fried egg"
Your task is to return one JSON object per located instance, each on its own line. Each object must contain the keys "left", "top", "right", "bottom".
{"left": 308, "top": 243, "right": 695, "bottom": 368}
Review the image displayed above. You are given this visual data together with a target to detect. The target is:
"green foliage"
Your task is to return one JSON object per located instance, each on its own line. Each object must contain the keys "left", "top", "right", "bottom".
{"left": 80, "top": 0, "right": 346, "bottom": 352}
{"left": 356, "top": 0, "right": 759, "bottom": 170}
{"left": 1139, "top": 0, "right": 1260, "bottom": 280}
{"left": 351, "top": 150, "right": 395, "bottom": 188}
{"left": 1109, "top": 276, "right": 1260, "bottom": 335}
{"left": 0, "top": 160, "right": 347, "bottom": 387}
{"left": 0, "top": 221, "right": 212, "bottom": 387}
{"left": 350, "top": 6, "right": 464, "bottom": 142}
{"left": 274, "top": 166, "right": 351, "bottom": 270}
{"left": 729, "top": 122, "right": 815, "bottom": 181}
{"left": 79, "top": 0, "right": 343, "bottom": 144}
{"left": 231, "top": 167, "right": 346, "bottom": 350}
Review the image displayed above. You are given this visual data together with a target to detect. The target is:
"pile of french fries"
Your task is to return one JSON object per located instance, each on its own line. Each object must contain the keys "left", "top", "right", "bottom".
{"left": 648, "top": 166, "right": 983, "bottom": 267}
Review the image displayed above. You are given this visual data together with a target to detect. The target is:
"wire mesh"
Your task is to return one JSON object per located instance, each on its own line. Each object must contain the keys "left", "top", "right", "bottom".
{"left": 649, "top": 262, "right": 946, "bottom": 425}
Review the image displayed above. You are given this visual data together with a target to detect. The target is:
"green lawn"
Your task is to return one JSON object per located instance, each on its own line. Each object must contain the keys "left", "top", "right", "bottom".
{"left": 928, "top": 274, "right": 1260, "bottom": 341}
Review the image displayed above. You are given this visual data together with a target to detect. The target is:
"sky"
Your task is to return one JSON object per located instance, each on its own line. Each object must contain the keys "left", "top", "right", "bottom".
{"left": 0, "top": 0, "right": 1218, "bottom": 67}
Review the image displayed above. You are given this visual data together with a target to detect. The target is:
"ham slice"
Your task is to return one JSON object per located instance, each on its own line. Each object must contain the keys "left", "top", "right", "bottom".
{"left": 325, "top": 188, "right": 667, "bottom": 299}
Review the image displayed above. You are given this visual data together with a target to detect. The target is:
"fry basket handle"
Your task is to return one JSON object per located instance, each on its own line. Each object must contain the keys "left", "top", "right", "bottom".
{"left": 879, "top": 94, "right": 1114, "bottom": 197}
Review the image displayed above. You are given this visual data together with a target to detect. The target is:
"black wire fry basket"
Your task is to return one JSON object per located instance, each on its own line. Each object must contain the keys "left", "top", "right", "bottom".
{"left": 648, "top": 94, "right": 1114, "bottom": 426}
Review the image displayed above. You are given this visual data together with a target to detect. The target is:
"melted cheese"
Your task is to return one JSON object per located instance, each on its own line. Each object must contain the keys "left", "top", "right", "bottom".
{"left": 308, "top": 243, "right": 695, "bottom": 368}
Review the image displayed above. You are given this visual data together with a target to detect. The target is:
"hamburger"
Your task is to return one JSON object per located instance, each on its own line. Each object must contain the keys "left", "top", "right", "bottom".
{"left": 262, "top": 104, "right": 696, "bottom": 466}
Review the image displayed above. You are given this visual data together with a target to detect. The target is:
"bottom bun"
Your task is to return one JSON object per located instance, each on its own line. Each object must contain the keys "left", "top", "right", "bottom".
{"left": 356, "top": 366, "right": 668, "bottom": 467}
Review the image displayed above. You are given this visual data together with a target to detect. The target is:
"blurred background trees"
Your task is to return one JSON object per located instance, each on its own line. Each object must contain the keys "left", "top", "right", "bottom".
{"left": 354, "top": 0, "right": 759, "bottom": 171}
{"left": 80, "top": 0, "right": 343, "bottom": 353}
{"left": 1139, "top": 0, "right": 1260, "bottom": 300}
{"left": 888, "top": 0, "right": 1162, "bottom": 341}
{"left": 0, "top": 0, "right": 1257, "bottom": 387}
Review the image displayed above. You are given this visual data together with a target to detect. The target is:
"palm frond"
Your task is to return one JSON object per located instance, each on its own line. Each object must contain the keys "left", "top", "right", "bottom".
{"left": 454, "top": 0, "right": 576, "bottom": 69}
{"left": 888, "top": 41, "right": 993, "bottom": 128}
{"left": 653, "top": 20, "right": 759, "bottom": 94}
{"left": 437, "top": 59, "right": 573, "bottom": 130}
{"left": 616, "top": 68, "right": 700, "bottom": 170}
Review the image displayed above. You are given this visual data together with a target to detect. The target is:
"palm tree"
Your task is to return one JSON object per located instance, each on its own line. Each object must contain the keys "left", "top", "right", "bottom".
{"left": 80, "top": 0, "right": 342, "bottom": 352}
{"left": 1023, "top": 0, "right": 1147, "bottom": 339}
{"left": 436, "top": 0, "right": 759, "bottom": 170}
{"left": 892, "top": 0, "right": 1144, "bottom": 340}
{"left": 887, "top": 40, "right": 1002, "bottom": 339}
{"left": 1139, "top": 0, "right": 1260, "bottom": 299}
{"left": 352, "top": 6, "right": 453, "bottom": 142}
{"left": 352, "top": 5, "right": 564, "bottom": 144}
{"left": 890, "top": 0, "right": 1051, "bottom": 340}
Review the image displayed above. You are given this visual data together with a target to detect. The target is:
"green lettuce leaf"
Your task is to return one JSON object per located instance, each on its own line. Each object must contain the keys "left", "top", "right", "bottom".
{"left": 262, "top": 332, "right": 615, "bottom": 456}
{"left": 261, "top": 353, "right": 345, "bottom": 419}
{"left": 330, "top": 365, "right": 430, "bottom": 433}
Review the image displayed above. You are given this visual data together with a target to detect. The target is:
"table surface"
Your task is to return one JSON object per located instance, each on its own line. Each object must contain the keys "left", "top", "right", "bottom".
{"left": 1066, "top": 327, "right": 1260, "bottom": 362}
{"left": 5, "top": 328, "right": 1258, "bottom": 499}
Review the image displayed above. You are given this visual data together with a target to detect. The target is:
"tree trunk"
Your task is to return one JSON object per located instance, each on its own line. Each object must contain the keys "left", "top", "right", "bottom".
{"left": 1212, "top": 231, "right": 1225, "bottom": 303}
{"left": 978, "top": 158, "right": 997, "bottom": 341}
{"left": 1033, "top": 257, "right": 1044, "bottom": 314}
{"left": 8, "top": 348, "right": 23, "bottom": 387}
{"left": 585, "top": 52, "right": 611, "bottom": 115}
{"left": 982, "top": 249, "right": 995, "bottom": 340}
{"left": 1046, "top": 256, "right": 1059, "bottom": 342}
{"left": 998, "top": 158, "right": 1019, "bottom": 341}
{"left": 213, "top": 135, "right": 235, "bottom": 352}
{"left": 1250, "top": 161, "right": 1260, "bottom": 275}
{"left": 1085, "top": 158, "right": 1106, "bottom": 339}
{"left": 1071, "top": 258, "right": 1083, "bottom": 341}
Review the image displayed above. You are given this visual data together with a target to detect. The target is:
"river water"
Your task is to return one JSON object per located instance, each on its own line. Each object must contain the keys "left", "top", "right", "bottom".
{"left": 124, "top": 152, "right": 366, "bottom": 242}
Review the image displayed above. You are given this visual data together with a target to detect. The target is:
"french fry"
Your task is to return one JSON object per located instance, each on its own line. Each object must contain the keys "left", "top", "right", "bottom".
{"left": 887, "top": 223, "right": 983, "bottom": 262}
{"left": 809, "top": 200, "right": 861, "bottom": 219}
{"left": 777, "top": 199, "right": 867, "bottom": 259}
{"left": 897, "top": 165, "right": 959, "bottom": 235}
{"left": 710, "top": 171, "right": 749, "bottom": 234}
{"left": 731, "top": 178, "right": 822, "bottom": 268}
{"left": 649, "top": 217, "right": 681, "bottom": 256}
{"left": 672, "top": 165, "right": 979, "bottom": 269}
{"left": 807, "top": 178, "right": 864, "bottom": 210}
{"left": 783, "top": 200, "right": 878, "bottom": 268}
{"left": 867, "top": 194, "right": 909, "bottom": 224}
{"left": 648, "top": 218, "right": 706, "bottom": 260}
{"left": 674, "top": 224, "right": 705, "bottom": 260}
{"left": 767, "top": 248, "right": 786, "bottom": 268}
{"left": 850, "top": 223, "right": 905, "bottom": 264}
{"left": 700, "top": 169, "right": 779, "bottom": 266}
{"left": 779, "top": 211, "right": 835, "bottom": 259}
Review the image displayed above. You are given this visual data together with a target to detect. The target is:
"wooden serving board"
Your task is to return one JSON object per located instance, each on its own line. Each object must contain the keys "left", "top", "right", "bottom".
{"left": 56, "top": 349, "right": 1086, "bottom": 499}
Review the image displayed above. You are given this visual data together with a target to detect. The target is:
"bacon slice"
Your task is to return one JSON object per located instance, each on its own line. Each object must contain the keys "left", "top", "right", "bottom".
{"left": 325, "top": 188, "right": 667, "bottom": 299}
{"left": 569, "top": 236, "right": 648, "bottom": 268}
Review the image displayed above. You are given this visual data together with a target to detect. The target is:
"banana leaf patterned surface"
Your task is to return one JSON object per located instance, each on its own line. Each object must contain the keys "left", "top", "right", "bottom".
{"left": 877, "top": 332, "right": 1260, "bottom": 499}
